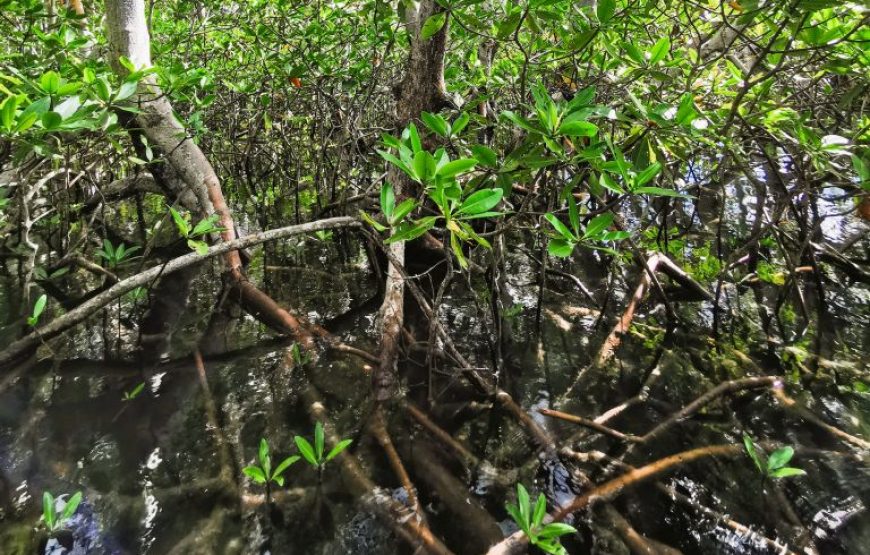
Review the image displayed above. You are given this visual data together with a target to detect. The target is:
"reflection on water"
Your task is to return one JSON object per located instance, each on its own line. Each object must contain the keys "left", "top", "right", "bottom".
{"left": 0, "top": 177, "right": 868, "bottom": 555}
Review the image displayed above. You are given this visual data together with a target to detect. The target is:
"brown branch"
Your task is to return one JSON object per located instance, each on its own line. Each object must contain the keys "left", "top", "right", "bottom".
{"left": 0, "top": 217, "right": 359, "bottom": 368}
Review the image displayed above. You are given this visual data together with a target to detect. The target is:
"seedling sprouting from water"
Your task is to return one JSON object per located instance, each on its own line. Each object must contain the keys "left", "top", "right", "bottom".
{"left": 506, "top": 483, "right": 576, "bottom": 555}
{"left": 294, "top": 422, "right": 352, "bottom": 476}
{"left": 243, "top": 438, "right": 300, "bottom": 490}
{"left": 27, "top": 294, "right": 47, "bottom": 327}
{"left": 168, "top": 206, "right": 225, "bottom": 255}
{"left": 122, "top": 382, "right": 145, "bottom": 401}
{"left": 41, "top": 491, "right": 82, "bottom": 535}
{"left": 96, "top": 239, "right": 140, "bottom": 269}
{"left": 743, "top": 434, "right": 806, "bottom": 479}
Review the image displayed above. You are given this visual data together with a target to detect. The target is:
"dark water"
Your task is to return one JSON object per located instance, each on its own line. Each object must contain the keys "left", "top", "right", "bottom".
{"left": 0, "top": 178, "right": 868, "bottom": 554}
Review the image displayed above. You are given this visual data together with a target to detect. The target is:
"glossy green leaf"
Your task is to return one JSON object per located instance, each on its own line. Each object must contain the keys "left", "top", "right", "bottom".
{"left": 243, "top": 465, "right": 267, "bottom": 483}
{"left": 421, "top": 12, "right": 447, "bottom": 40}
{"left": 558, "top": 121, "right": 598, "bottom": 137}
{"left": 60, "top": 492, "right": 82, "bottom": 522}
{"left": 295, "top": 436, "right": 318, "bottom": 466}
{"left": 385, "top": 216, "right": 438, "bottom": 244}
{"left": 325, "top": 439, "right": 353, "bottom": 461}
{"left": 770, "top": 467, "right": 806, "bottom": 479}
{"left": 767, "top": 446, "right": 794, "bottom": 471}
{"left": 314, "top": 422, "right": 325, "bottom": 461}
{"left": 458, "top": 188, "right": 503, "bottom": 215}
{"left": 43, "top": 492, "right": 55, "bottom": 530}
{"left": 584, "top": 213, "right": 614, "bottom": 239}
{"left": 471, "top": 145, "right": 497, "bottom": 168}
{"left": 545, "top": 213, "right": 575, "bottom": 241}
{"left": 421, "top": 111, "right": 448, "bottom": 137}
{"left": 436, "top": 158, "right": 477, "bottom": 179}
{"left": 272, "top": 455, "right": 300, "bottom": 479}
{"left": 597, "top": 0, "right": 616, "bottom": 24}
{"left": 743, "top": 434, "right": 764, "bottom": 474}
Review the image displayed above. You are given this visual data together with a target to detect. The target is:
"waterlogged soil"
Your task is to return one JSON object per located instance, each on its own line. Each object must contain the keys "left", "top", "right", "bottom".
{"left": 0, "top": 177, "right": 869, "bottom": 554}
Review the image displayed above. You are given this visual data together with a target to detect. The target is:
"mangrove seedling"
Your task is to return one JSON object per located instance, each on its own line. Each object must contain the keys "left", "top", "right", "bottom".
{"left": 42, "top": 491, "right": 82, "bottom": 534}
{"left": 96, "top": 239, "right": 140, "bottom": 269}
{"left": 743, "top": 434, "right": 806, "bottom": 479}
{"left": 506, "top": 484, "right": 576, "bottom": 555}
{"left": 168, "top": 206, "right": 224, "bottom": 255}
{"left": 294, "top": 422, "right": 352, "bottom": 474}
{"left": 243, "top": 438, "right": 300, "bottom": 489}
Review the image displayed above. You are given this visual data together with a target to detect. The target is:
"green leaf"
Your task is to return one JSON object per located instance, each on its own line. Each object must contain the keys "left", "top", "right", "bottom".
{"left": 634, "top": 162, "right": 662, "bottom": 187}
{"left": 501, "top": 110, "right": 543, "bottom": 135}
{"left": 458, "top": 188, "right": 503, "bottom": 215}
{"left": 743, "top": 434, "right": 764, "bottom": 474}
{"left": 506, "top": 503, "right": 529, "bottom": 535}
{"left": 533, "top": 493, "right": 547, "bottom": 527}
{"left": 32, "top": 294, "right": 47, "bottom": 321}
{"left": 649, "top": 37, "right": 670, "bottom": 65}
{"left": 188, "top": 239, "right": 209, "bottom": 255}
{"left": 408, "top": 122, "right": 422, "bottom": 153}
{"left": 437, "top": 158, "right": 477, "bottom": 179}
{"left": 538, "top": 522, "right": 577, "bottom": 539}
{"left": 1, "top": 95, "right": 20, "bottom": 131}
{"left": 584, "top": 213, "right": 614, "bottom": 239}
{"left": 314, "top": 422, "right": 325, "bottom": 462}
{"left": 517, "top": 484, "right": 531, "bottom": 527}
{"left": 60, "top": 492, "right": 82, "bottom": 522}
{"left": 169, "top": 207, "right": 190, "bottom": 237}
{"left": 597, "top": 0, "right": 616, "bottom": 24}
{"left": 325, "top": 439, "right": 353, "bottom": 461}
{"left": 242, "top": 465, "right": 267, "bottom": 483}
{"left": 450, "top": 231, "right": 468, "bottom": 268}
{"left": 295, "top": 436, "right": 318, "bottom": 466}
{"left": 43, "top": 492, "right": 55, "bottom": 530}
{"left": 385, "top": 216, "right": 438, "bottom": 244}
{"left": 272, "top": 455, "right": 300, "bottom": 480}
{"left": 258, "top": 438, "right": 271, "bottom": 476}
{"left": 770, "top": 467, "right": 806, "bottom": 479}
{"left": 633, "top": 186, "right": 689, "bottom": 198}
{"left": 40, "top": 71, "right": 60, "bottom": 94}
{"left": 545, "top": 213, "right": 576, "bottom": 241}
{"left": 360, "top": 211, "right": 388, "bottom": 231}
{"left": 421, "top": 111, "right": 448, "bottom": 137}
{"left": 471, "top": 145, "right": 498, "bottom": 168}
{"left": 380, "top": 183, "right": 395, "bottom": 219}
{"left": 390, "top": 199, "right": 417, "bottom": 226}
{"left": 377, "top": 150, "right": 415, "bottom": 181}
{"left": 599, "top": 173, "right": 626, "bottom": 195}
{"left": 767, "top": 446, "right": 794, "bottom": 471}
{"left": 558, "top": 121, "right": 598, "bottom": 137}
{"left": 115, "top": 81, "right": 138, "bottom": 102}
{"left": 414, "top": 150, "right": 436, "bottom": 183}
{"left": 192, "top": 216, "right": 222, "bottom": 237}
{"left": 452, "top": 112, "right": 470, "bottom": 136}
{"left": 41, "top": 111, "right": 62, "bottom": 130}
{"left": 421, "top": 12, "right": 447, "bottom": 40}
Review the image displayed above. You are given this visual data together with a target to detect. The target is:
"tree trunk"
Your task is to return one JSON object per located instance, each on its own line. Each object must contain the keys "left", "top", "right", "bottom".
{"left": 103, "top": 0, "right": 318, "bottom": 348}
{"left": 374, "top": 0, "right": 450, "bottom": 401}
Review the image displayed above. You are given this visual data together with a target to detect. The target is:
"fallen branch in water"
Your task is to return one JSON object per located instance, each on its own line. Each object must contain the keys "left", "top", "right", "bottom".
{"left": 370, "top": 406, "right": 422, "bottom": 518}
{"left": 772, "top": 386, "right": 870, "bottom": 450}
{"left": 0, "top": 217, "right": 359, "bottom": 369}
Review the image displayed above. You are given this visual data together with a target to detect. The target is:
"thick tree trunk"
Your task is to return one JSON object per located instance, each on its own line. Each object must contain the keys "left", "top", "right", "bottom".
{"left": 374, "top": 0, "right": 450, "bottom": 401}
{"left": 104, "top": 0, "right": 319, "bottom": 348}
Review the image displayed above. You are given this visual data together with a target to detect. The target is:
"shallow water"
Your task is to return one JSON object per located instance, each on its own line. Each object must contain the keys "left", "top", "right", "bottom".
{"left": 0, "top": 179, "right": 868, "bottom": 554}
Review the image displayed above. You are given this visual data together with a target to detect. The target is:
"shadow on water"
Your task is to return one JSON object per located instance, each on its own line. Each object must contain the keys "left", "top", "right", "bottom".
{"left": 0, "top": 173, "right": 868, "bottom": 555}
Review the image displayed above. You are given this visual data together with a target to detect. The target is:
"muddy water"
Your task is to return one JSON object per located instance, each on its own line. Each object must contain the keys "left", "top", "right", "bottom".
{"left": 0, "top": 182, "right": 868, "bottom": 554}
